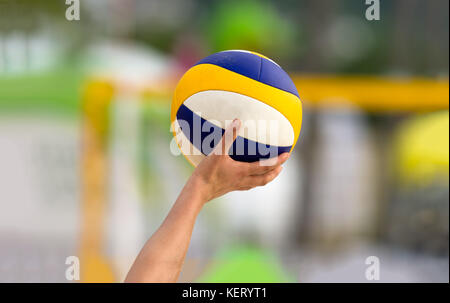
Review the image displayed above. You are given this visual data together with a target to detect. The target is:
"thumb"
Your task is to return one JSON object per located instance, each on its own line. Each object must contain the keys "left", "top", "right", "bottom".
{"left": 214, "top": 119, "right": 241, "bottom": 156}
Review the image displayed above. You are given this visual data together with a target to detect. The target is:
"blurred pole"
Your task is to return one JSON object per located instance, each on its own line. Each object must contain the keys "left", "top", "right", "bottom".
{"left": 301, "top": 0, "right": 338, "bottom": 72}
{"left": 296, "top": 109, "right": 317, "bottom": 244}
{"left": 80, "top": 80, "right": 115, "bottom": 282}
{"left": 425, "top": 0, "right": 449, "bottom": 73}
{"left": 391, "top": 0, "right": 419, "bottom": 71}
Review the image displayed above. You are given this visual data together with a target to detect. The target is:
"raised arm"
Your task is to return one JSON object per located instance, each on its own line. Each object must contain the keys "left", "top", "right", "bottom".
{"left": 125, "top": 119, "right": 290, "bottom": 282}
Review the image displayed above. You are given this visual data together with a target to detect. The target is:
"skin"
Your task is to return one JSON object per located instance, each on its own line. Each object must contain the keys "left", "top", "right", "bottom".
{"left": 125, "top": 119, "right": 290, "bottom": 283}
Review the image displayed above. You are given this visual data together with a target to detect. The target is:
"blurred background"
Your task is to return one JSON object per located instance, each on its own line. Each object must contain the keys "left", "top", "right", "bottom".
{"left": 0, "top": 0, "right": 448, "bottom": 283}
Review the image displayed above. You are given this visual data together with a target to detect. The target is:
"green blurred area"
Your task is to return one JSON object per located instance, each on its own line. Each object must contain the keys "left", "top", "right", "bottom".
{"left": 206, "top": 0, "right": 296, "bottom": 58}
{"left": 199, "top": 246, "right": 292, "bottom": 283}
{"left": 0, "top": 67, "right": 84, "bottom": 116}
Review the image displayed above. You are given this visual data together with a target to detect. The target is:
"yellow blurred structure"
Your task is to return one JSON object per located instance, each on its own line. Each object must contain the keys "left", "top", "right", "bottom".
{"left": 395, "top": 111, "right": 449, "bottom": 184}
{"left": 80, "top": 80, "right": 116, "bottom": 283}
{"left": 294, "top": 76, "right": 449, "bottom": 112}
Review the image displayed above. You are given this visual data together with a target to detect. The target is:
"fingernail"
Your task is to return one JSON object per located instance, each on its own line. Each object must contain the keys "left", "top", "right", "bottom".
{"left": 232, "top": 118, "right": 241, "bottom": 128}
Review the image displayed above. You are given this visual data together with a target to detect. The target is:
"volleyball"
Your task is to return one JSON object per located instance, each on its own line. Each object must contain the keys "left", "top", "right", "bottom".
{"left": 171, "top": 50, "right": 302, "bottom": 166}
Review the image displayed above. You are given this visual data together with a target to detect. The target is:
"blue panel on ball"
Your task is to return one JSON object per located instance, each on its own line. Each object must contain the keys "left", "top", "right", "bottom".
{"left": 195, "top": 51, "right": 261, "bottom": 83}
{"left": 194, "top": 50, "right": 299, "bottom": 98}
{"left": 176, "top": 103, "right": 291, "bottom": 162}
{"left": 259, "top": 58, "right": 299, "bottom": 98}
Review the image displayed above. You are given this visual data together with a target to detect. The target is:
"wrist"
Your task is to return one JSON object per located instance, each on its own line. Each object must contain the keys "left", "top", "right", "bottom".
{"left": 186, "top": 173, "right": 211, "bottom": 209}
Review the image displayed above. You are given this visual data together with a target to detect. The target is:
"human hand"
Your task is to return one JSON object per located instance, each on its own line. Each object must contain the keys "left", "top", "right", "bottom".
{"left": 190, "top": 119, "right": 290, "bottom": 203}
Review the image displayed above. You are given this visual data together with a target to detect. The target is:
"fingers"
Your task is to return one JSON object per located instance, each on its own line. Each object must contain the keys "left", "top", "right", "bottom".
{"left": 245, "top": 152, "right": 290, "bottom": 176}
{"left": 244, "top": 165, "right": 283, "bottom": 189}
{"left": 213, "top": 119, "right": 241, "bottom": 156}
{"left": 233, "top": 153, "right": 288, "bottom": 191}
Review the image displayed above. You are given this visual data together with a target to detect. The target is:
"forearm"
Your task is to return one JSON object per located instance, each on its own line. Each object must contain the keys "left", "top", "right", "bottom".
{"left": 125, "top": 175, "right": 206, "bottom": 282}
